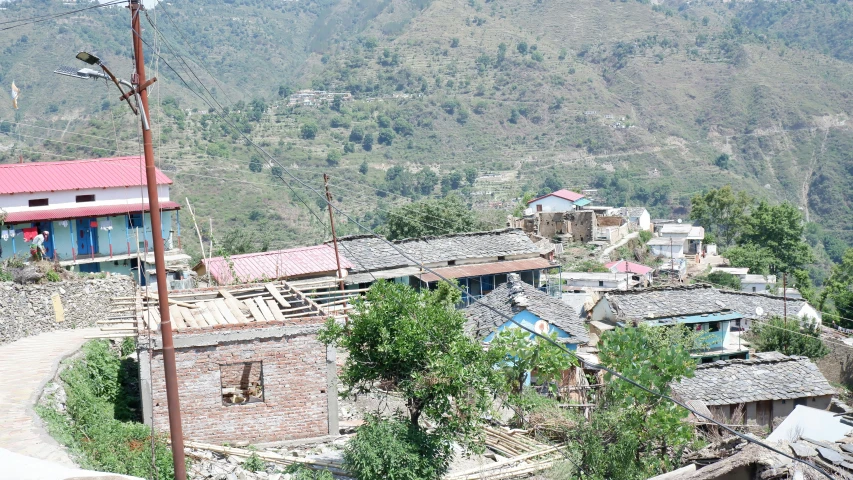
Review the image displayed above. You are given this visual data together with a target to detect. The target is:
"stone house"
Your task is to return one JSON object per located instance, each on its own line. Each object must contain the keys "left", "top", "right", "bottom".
{"left": 526, "top": 189, "right": 591, "bottom": 213}
{"left": 671, "top": 352, "right": 835, "bottom": 429}
{"left": 617, "top": 207, "right": 651, "bottom": 231}
{"left": 137, "top": 283, "right": 338, "bottom": 444}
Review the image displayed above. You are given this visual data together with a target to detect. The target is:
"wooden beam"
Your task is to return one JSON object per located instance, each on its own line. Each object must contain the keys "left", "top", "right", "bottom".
{"left": 267, "top": 300, "right": 285, "bottom": 321}
{"left": 244, "top": 299, "right": 266, "bottom": 323}
{"left": 214, "top": 298, "right": 239, "bottom": 324}
{"left": 265, "top": 283, "right": 291, "bottom": 308}
{"left": 254, "top": 297, "right": 275, "bottom": 322}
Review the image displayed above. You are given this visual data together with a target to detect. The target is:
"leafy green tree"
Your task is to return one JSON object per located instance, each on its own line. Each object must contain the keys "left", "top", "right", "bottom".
{"left": 377, "top": 114, "right": 391, "bottom": 128}
{"left": 331, "top": 95, "right": 342, "bottom": 112}
{"left": 464, "top": 166, "right": 477, "bottom": 186}
{"left": 393, "top": 119, "right": 414, "bottom": 136}
{"left": 248, "top": 156, "right": 263, "bottom": 173}
{"left": 319, "top": 281, "right": 494, "bottom": 447}
{"left": 739, "top": 201, "right": 813, "bottom": 272}
{"left": 326, "top": 149, "right": 341, "bottom": 167}
{"left": 344, "top": 142, "right": 356, "bottom": 154}
{"left": 385, "top": 194, "right": 479, "bottom": 240}
{"left": 517, "top": 41, "right": 528, "bottom": 55}
{"left": 450, "top": 37, "right": 459, "bottom": 48}
{"left": 823, "top": 249, "right": 853, "bottom": 326}
{"left": 349, "top": 126, "right": 364, "bottom": 142}
{"left": 714, "top": 153, "right": 730, "bottom": 169}
{"left": 358, "top": 160, "right": 368, "bottom": 175}
{"left": 362, "top": 133, "right": 374, "bottom": 151}
{"left": 489, "top": 328, "right": 574, "bottom": 395}
{"left": 690, "top": 185, "right": 752, "bottom": 247}
{"left": 751, "top": 316, "right": 829, "bottom": 359}
{"left": 270, "top": 165, "right": 283, "bottom": 178}
{"left": 384, "top": 165, "right": 414, "bottom": 197}
{"left": 497, "top": 42, "right": 508, "bottom": 64}
{"left": 377, "top": 128, "right": 394, "bottom": 146}
{"left": 415, "top": 167, "right": 439, "bottom": 195}
{"left": 343, "top": 414, "right": 452, "bottom": 480}
{"left": 699, "top": 271, "right": 742, "bottom": 291}
{"left": 278, "top": 85, "right": 293, "bottom": 98}
{"left": 300, "top": 122, "right": 318, "bottom": 140}
{"left": 508, "top": 109, "right": 520, "bottom": 124}
{"left": 725, "top": 244, "right": 776, "bottom": 275}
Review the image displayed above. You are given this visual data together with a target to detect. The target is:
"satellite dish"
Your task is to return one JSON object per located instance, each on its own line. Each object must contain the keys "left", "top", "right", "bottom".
{"left": 534, "top": 320, "right": 549, "bottom": 335}
{"left": 677, "top": 218, "right": 683, "bottom": 224}
{"left": 755, "top": 307, "right": 764, "bottom": 317}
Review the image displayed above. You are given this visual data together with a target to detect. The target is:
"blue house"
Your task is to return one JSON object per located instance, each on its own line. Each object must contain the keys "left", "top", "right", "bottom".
{"left": 463, "top": 273, "right": 589, "bottom": 350}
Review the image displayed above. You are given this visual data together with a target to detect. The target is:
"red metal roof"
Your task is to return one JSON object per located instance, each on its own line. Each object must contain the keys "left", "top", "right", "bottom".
{"left": 0, "top": 156, "right": 173, "bottom": 195}
{"left": 418, "top": 257, "right": 553, "bottom": 283}
{"left": 605, "top": 260, "right": 653, "bottom": 275}
{"left": 201, "top": 244, "right": 355, "bottom": 285}
{"left": 527, "top": 189, "right": 585, "bottom": 204}
{"left": 4, "top": 201, "right": 181, "bottom": 223}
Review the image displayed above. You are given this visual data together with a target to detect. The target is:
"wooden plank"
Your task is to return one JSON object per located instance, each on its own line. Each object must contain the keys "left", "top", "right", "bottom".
{"left": 245, "top": 299, "right": 266, "bottom": 322}
{"left": 255, "top": 297, "right": 275, "bottom": 322}
{"left": 224, "top": 298, "right": 249, "bottom": 323}
{"left": 219, "top": 289, "right": 237, "bottom": 300}
{"left": 215, "top": 299, "right": 239, "bottom": 324}
{"left": 192, "top": 304, "right": 212, "bottom": 327}
{"left": 180, "top": 307, "right": 200, "bottom": 329}
{"left": 205, "top": 301, "right": 227, "bottom": 326}
{"left": 265, "top": 283, "right": 291, "bottom": 308}
{"left": 169, "top": 305, "right": 187, "bottom": 330}
{"left": 267, "top": 300, "right": 285, "bottom": 321}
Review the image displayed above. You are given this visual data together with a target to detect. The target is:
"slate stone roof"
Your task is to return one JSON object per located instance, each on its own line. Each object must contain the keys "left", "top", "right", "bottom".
{"left": 671, "top": 354, "right": 835, "bottom": 406}
{"left": 335, "top": 229, "right": 541, "bottom": 273}
{"left": 618, "top": 207, "right": 648, "bottom": 219}
{"left": 600, "top": 284, "right": 811, "bottom": 322}
{"left": 463, "top": 276, "right": 589, "bottom": 344}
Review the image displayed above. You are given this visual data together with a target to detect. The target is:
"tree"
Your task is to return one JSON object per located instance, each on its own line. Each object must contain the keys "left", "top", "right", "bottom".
{"left": 489, "top": 328, "right": 573, "bottom": 395}
{"left": 415, "top": 167, "right": 439, "bottom": 195}
{"left": 823, "top": 248, "right": 853, "bottom": 326}
{"left": 358, "top": 160, "right": 368, "bottom": 175}
{"left": 319, "top": 281, "right": 495, "bottom": 448}
{"left": 248, "top": 156, "right": 263, "bottom": 173}
{"left": 714, "top": 153, "right": 730, "bottom": 169}
{"left": 690, "top": 186, "right": 752, "bottom": 247}
{"left": 344, "top": 142, "right": 356, "bottom": 154}
{"left": 724, "top": 244, "right": 776, "bottom": 275}
{"left": 331, "top": 95, "right": 342, "bottom": 112}
{"left": 384, "top": 165, "right": 415, "bottom": 197}
{"left": 751, "top": 316, "right": 829, "bottom": 359}
{"left": 326, "top": 150, "right": 341, "bottom": 167}
{"left": 739, "top": 201, "right": 813, "bottom": 273}
{"left": 277, "top": 85, "right": 293, "bottom": 98}
{"left": 377, "top": 128, "right": 394, "bottom": 146}
{"left": 517, "top": 41, "right": 528, "bottom": 55}
{"left": 699, "top": 271, "right": 742, "bottom": 291}
{"left": 362, "top": 133, "right": 374, "bottom": 151}
{"left": 270, "top": 165, "right": 283, "bottom": 178}
{"left": 300, "top": 122, "right": 318, "bottom": 140}
{"left": 349, "top": 126, "right": 364, "bottom": 142}
{"left": 377, "top": 114, "right": 391, "bottom": 128}
{"left": 464, "top": 166, "right": 477, "bottom": 186}
{"left": 385, "top": 194, "right": 479, "bottom": 240}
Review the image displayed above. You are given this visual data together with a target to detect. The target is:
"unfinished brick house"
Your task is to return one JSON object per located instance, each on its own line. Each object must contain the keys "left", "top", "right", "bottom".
{"left": 132, "top": 282, "right": 345, "bottom": 444}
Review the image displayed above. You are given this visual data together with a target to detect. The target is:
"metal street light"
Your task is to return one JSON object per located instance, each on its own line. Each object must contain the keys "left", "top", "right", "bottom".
{"left": 53, "top": 51, "right": 142, "bottom": 118}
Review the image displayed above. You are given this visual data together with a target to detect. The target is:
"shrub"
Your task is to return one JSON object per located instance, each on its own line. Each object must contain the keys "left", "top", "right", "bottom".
{"left": 46, "top": 270, "right": 61, "bottom": 282}
{"left": 639, "top": 230, "right": 653, "bottom": 243}
{"left": 343, "top": 415, "right": 453, "bottom": 480}
{"left": 243, "top": 451, "right": 266, "bottom": 472}
{"left": 377, "top": 129, "right": 394, "bottom": 146}
{"left": 300, "top": 122, "right": 318, "bottom": 140}
{"left": 326, "top": 150, "right": 341, "bottom": 166}
{"left": 362, "top": 133, "right": 374, "bottom": 151}
{"left": 248, "top": 156, "right": 263, "bottom": 173}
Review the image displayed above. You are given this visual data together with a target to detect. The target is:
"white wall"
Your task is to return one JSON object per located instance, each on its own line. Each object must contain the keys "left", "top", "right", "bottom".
{"left": 638, "top": 211, "right": 651, "bottom": 231}
{"left": 0, "top": 185, "right": 170, "bottom": 212}
{"left": 742, "top": 281, "right": 771, "bottom": 293}
{"left": 650, "top": 243, "right": 685, "bottom": 258}
{"left": 528, "top": 196, "right": 576, "bottom": 213}
{"left": 565, "top": 278, "right": 627, "bottom": 289}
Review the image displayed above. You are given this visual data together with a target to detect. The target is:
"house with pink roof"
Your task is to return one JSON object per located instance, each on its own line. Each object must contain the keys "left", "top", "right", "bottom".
{"left": 526, "top": 189, "right": 591, "bottom": 213}
{"left": 604, "top": 259, "right": 654, "bottom": 286}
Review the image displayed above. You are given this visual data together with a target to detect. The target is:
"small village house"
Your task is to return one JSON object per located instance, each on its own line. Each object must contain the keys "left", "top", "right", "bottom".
{"left": 335, "top": 229, "right": 556, "bottom": 305}
{"left": 671, "top": 352, "right": 835, "bottom": 428}
{"left": 561, "top": 271, "right": 631, "bottom": 292}
{"left": 526, "top": 189, "right": 591, "bottom": 213}
{"left": 710, "top": 267, "right": 777, "bottom": 293}
{"left": 194, "top": 244, "right": 354, "bottom": 286}
{"left": 136, "top": 282, "right": 339, "bottom": 444}
{"left": 0, "top": 157, "right": 188, "bottom": 282}
{"left": 654, "top": 223, "right": 705, "bottom": 260}
{"left": 617, "top": 207, "right": 651, "bottom": 231}
{"left": 605, "top": 259, "right": 654, "bottom": 286}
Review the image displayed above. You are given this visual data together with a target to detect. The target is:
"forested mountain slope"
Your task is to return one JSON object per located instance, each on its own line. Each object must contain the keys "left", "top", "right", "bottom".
{"left": 0, "top": 0, "right": 850, "bottom": 262}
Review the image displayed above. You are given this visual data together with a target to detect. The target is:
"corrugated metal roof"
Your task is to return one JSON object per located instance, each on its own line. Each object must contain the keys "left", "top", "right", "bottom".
{"left": 418, "top": 257, "right": 553, "bottom": 283}
{"left": 528, "top": 189, "right": 585, "bottom": 204}
{"left": 4, "top": 201, "right": 181, "bottom": 223}
{"left": 202, "top": 244, "right": 354, "bottom": 284}
{"left": 605, "top": 260, "right": 653, "bottom": 275}
{"left": 0, "top": 156, "right": 172, "bottom": 194}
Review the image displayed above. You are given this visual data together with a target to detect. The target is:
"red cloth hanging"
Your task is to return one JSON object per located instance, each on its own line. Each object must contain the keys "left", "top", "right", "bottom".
{"left": 22, "top": 227, "right": 38, "bottom": 242}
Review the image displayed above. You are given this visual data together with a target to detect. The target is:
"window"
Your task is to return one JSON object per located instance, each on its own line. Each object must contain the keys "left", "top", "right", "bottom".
{"left": 220, "top": 362, "right": 264, "bottom": 406}
{"left": 598, "top": 281, "right": 604, "bottom": 287}
{"left": 752, "top": 287, "right": 756, "bottom": 292}
{"left": 75, "top": 194, "right": 95, "bottom": 203}
{"left": 447, "top": 260, "right": 456, "bottom": 266}
{"left": 497, "top": 256, "right": 506, "bottom": 261}
{"left": 709, "top": 322, "right": 721, "bottom": 332}
{"left": 28, "top": 198, "right": 49, "bottom": 207}
{"left": 127, "top": 213, "right": 144, "bottom": 228}
{"left": 536, "top": 204, "right": 542, "bottom": 212}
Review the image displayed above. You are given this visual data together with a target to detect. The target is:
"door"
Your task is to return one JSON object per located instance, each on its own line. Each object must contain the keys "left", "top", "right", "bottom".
{"left": 77, "top": 218, "right": 99, "bottom": 255}
{"left": 32, "top": 221, "right": 54, "bottom": 259}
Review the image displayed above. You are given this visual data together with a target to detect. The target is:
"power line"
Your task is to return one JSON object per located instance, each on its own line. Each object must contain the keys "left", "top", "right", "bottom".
{"left": 133, "top": 25, "right": 833, "bottom": 479}
{"left": 0, "top": 0, "right": 125, "bottom": 31}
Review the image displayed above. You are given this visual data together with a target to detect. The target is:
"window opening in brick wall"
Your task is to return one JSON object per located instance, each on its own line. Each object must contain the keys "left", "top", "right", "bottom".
{"left": 29, "top": 198, "right": 49, "bottom": 207}
{"left": 220, "top": 361, "right": 264, "bottom": 406}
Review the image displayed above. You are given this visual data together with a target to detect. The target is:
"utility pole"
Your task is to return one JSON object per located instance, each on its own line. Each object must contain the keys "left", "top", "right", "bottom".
{"left": 129, "top": 0, "right": 187, "bottom": 476}
{"left": 323, "top": 174, "right": 346, "bottom": 293}
{"left": 783, "top": 272, "right": 788, "bottom": 325}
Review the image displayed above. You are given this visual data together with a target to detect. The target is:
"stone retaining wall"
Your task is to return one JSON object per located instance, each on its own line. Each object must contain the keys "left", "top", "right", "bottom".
{"left": 0, "top": 276, "right": 135, "bottom": 345}
{"left": 815, "top": 339, "right": 853, "bottom": 389}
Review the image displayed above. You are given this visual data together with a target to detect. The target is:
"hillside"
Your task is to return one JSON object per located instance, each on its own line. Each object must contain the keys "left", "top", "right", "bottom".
{"left": 0, "top": 0, "right": 851, "bottom": 270}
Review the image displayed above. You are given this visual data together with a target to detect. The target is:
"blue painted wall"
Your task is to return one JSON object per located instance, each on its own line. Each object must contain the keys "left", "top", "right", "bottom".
{"left": 483, "top": 310, "right": 579, "bottom": 351}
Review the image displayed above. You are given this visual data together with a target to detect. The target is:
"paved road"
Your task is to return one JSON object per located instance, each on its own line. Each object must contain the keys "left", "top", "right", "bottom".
{"left": 0, "top": 328, "right": 99, "bottom": 466}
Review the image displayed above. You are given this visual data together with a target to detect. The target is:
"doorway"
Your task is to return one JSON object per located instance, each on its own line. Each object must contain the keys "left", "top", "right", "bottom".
{"left": 77, "top": 218, "right": 99, "bottom": 256}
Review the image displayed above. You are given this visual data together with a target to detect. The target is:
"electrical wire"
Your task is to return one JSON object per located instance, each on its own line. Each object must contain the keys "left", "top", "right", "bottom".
{"left": 0, "top": 0, "right": 125, "bottom": 31}
{"left": 129, "top": 22, "right": 834, "bottom": 479}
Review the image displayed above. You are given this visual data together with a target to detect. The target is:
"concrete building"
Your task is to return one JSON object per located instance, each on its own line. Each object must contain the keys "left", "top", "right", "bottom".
{"left": 710, "top": 267, "right": 777, "bottom": 294}
{"left": 671, "top": 352, "right": 835, "bottom": 428}
{"left": 658, "top": 224, "right": 705, "bottom": 258}
{"left": 527, "top": 189, "right": 591, "bottom": 213}
{"left": 617, "top": 207, "right": 651, "bottom": 231}
{"left": 561, "top": 272, "right": 630, "bottom": 292}
{"left": 605, "top": 260, "right": 654, "bottom": 286}
{"left": 137, "top": 282, "right": 338, "bottom": 444}
{"left": 0, "top": 156, "right": 188, "bottom": 282}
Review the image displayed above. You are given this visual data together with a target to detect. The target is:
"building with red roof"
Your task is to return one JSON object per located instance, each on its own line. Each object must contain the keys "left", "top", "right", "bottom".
{"left": 195, "top": 245, "right": 354, "bottom": 285}
{"left": 526, "top": 189, "right": 591, "bottom": 213}
{"left": 604, "top": 259, "right": 654, "bottom": 286}
{"left": 0, "top": 156, "right": 187, "bottom": 281}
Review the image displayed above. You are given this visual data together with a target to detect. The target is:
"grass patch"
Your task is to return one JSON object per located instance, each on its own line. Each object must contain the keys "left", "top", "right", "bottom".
{"left": 37, "top": 340, "right": 182, "bottom": 479}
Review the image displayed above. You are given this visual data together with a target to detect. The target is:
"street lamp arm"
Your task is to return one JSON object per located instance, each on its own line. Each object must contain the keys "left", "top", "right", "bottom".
{"left": 99, "top": 64, "right": 139, "bottom": 115}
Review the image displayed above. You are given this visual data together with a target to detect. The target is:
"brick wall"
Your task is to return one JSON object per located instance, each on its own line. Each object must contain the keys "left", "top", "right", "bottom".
{"left": 147, "top": 327, "right": 332, "bottom": 444}
{"left": 815, "top": 339, "right": 853, "bottom": 389}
